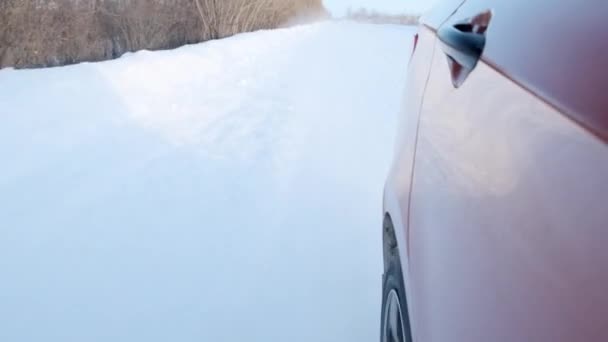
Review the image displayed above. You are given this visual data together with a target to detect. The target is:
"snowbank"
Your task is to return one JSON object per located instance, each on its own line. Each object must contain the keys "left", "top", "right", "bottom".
{"left": 0, "top": 22, "right": 415, "bottom": 342}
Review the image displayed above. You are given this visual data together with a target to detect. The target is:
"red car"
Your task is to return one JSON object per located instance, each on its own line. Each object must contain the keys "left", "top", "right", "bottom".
{"left": 380, "top": 0, "right": 608, "bottom": 341}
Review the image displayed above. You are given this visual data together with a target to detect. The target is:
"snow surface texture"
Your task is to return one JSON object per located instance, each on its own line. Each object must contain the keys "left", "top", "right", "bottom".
{"left": 0, "top": 22, "right": 414, "bottom": 342}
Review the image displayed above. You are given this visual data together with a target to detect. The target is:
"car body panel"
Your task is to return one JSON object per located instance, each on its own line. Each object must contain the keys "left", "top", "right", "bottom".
{"left": 383, "top": 26, "right": 437, "bottom": 334}
{"left": 383, "top": 0, "right": 465, "bottom": 273}
{"left": 449, "top": 0, "right": 608, "bottom": 140}
{"left": 383, "top": 1, "right": 467, "bottom": 337}
{"left": 385, "top": 0, "right": 608, "bottom": 341}
{"left": 384, "top": 26, "right": 435, "bottom": 265}
{"left": 410, "top": 54, "right": 608, "bottom": 342}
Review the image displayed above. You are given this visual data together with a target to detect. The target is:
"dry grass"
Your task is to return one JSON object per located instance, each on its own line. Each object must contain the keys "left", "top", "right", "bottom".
{"left": 0, "top": 0, "right": 326, "bottom": 69}
{"left": 194, "top": 0, "right": 326, "bottom": 39}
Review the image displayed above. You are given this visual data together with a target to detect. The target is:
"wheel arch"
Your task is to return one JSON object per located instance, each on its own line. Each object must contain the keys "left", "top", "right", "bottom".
{"left": 383, "top": 213, "right": 399, "bottom": 272}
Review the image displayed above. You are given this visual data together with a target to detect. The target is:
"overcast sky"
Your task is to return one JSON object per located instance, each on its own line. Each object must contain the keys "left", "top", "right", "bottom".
{"left": 323, "top": 0, "right": 437, "bottom": 15}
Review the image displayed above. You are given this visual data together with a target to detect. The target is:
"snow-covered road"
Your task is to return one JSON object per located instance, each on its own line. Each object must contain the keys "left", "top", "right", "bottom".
{"left": 0, "top": 22, "right": 415, "bottom": 341}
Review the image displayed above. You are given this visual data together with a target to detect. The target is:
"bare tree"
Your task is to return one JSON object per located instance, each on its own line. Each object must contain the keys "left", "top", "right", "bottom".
{"left": 0, "top": 0, "right": 326, "bottom": 69}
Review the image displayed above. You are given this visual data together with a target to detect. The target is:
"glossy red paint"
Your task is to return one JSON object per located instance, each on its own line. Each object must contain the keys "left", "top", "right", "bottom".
{"left": 411, "top": 33, "right": 419, "bottom": 57}
{"left": 383, "top": 0, "right": 608, "bottom": 341}
{"left": 451, "top": 0, "right": 608, "bottom": 141}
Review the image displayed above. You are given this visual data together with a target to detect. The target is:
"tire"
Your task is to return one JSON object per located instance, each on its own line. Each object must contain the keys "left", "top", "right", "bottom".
{"left": 381, "top": 219, "right": 413, "bottom": 342}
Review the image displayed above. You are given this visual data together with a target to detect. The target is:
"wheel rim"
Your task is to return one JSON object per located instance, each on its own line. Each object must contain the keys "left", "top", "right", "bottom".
{"left": 382, "top": 289, "right": 406, "bottom": 342}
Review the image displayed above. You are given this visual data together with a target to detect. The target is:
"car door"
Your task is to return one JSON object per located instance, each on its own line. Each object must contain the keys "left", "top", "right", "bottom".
{"left": 408, "top": 1, "right": 608, "bottom": 341}
{"left": 383, "top": 0, "right": 465, "bottom": 277}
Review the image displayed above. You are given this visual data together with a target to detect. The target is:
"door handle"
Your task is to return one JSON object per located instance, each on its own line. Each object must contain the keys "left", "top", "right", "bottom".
{"left": 438, "top": 23, "right": 486, "bottom": 70}
{"left": 437, "top": 10, "right": 492, "bottom": 87}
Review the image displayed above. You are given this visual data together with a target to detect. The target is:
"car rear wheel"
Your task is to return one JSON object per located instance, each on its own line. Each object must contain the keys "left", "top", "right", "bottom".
{"left": 381, "top": 219, "right": 413, "bottom": 342}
